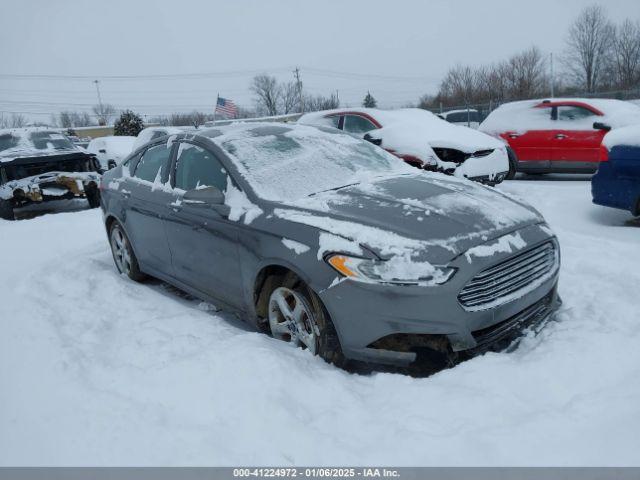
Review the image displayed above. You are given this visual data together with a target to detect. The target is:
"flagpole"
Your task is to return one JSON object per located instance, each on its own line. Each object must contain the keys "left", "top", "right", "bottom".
{"left": 213, "top": 93, "right": 219, "bottom": 124}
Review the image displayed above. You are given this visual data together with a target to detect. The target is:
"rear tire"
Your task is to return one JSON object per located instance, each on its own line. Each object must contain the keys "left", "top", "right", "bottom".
{"left": 0, "top": 199, "right": 15, "bottom": 220}
{"left": 108, "top": 221, "right": 146, "bottom": 282}
{"left": 506, "top": 147, "right": 518, "bottom": 180}
{"left": 263, "top": 272, "right": 346, "bottom": 368}
{"left": 85, "top": 184, "right": 101, "bottom": 209}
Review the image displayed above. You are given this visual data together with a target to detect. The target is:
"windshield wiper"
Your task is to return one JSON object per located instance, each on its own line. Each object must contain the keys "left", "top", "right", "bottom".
{"left": 307, "top": 182, "right": 361, "bottom": 197}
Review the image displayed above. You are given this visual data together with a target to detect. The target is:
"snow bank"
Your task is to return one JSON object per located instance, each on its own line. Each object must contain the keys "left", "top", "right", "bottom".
{"left": 1, "top": 181, "right": 640, "bottom": 466}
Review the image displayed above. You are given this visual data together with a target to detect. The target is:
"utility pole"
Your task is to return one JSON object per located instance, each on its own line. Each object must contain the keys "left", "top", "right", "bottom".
{"left": 293, "top": 67, "right": 304, "bottom": 113}
{"left": 93, "top": 80, "right": 105, "bottom": 124}
{"left": 549, "top": 53, "right": 555, "bottom": 98}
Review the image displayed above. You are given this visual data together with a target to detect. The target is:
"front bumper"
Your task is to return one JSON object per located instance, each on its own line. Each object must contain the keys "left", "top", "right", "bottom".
{"left": 0, "top": 171, "right": 101, "bottom": 206}
{"left": 453, "top": 147, "right": 510, "bottom": 182}
{"left": 318, "top": 224, "right": 560, "bottom": 367}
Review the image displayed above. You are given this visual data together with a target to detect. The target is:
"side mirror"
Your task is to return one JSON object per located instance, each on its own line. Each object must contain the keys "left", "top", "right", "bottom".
{"left": 183, "top": 186, "right": 225, "bottom": 206}
{"left": 593, "top": 122, "right": 611, "bottom": 132}
{"left": 363, "top": 133, "right": 382, "bottom": 146}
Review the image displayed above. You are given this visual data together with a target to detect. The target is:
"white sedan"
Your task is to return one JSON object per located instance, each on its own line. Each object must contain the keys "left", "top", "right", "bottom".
{"left": 299, "top": 107, "right": 510, "bottom": 185}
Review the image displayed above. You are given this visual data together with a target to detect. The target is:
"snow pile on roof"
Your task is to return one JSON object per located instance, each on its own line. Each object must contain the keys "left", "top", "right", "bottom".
{"left": 480, "top": 98, "right": 640, "bottom": 135}
{"left": 603, "top": 124, "right": 640, "bottom": 148}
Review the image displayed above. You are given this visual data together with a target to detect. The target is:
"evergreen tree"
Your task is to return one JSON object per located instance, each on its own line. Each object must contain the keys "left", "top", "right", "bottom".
{"left": 114, "top": 110, "right": 145, "bottom": 136}
{"left": 362, "top": 91, "right": 377, "bottom": 108}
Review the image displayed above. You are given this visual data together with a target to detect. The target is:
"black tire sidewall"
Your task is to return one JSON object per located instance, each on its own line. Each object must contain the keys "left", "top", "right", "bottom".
{"left": 506, "top": 147, "right": 517, "bottom": 180}
{"left": 109, "top": 222, "right": 145, "bottom": 282}
{"left": 0, "top": 199, "right": 15, "bottom": 220}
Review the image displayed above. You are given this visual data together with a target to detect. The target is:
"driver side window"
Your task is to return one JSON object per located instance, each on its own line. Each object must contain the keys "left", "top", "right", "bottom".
{"left": 557, "top": 105, "right": 596, "bottom": 121}
{"left": 174, "top": 143, "right": 228, "bottom": 192}
{"left": 343, "top": 115, "right": 377, "bottom": 135}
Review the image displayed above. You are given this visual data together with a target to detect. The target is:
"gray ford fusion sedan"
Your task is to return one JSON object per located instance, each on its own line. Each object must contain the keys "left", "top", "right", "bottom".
{"left": 100, "top": 123, "right": 560, "bottom": 370}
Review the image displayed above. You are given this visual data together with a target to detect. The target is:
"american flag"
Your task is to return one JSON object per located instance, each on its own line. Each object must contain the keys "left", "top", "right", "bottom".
{"left": 215, "top": 96, "right": 238, "bottom": 118}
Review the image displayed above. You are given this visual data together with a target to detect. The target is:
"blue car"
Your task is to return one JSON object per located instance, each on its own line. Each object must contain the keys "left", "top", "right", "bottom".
{"left": 592, "top": 126, "right": 640, "bottom": 216}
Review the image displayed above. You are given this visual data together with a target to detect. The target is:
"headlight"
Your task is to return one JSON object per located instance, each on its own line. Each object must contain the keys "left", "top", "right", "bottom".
{"left": 326, "top": 253, "right": 456, "bottom": 286}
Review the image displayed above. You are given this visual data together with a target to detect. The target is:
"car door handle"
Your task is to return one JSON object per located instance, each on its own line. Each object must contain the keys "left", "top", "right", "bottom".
{"left": 555, "top": 134, "right": 567, "bottom": 139}
{"left": 508, "top": 133, "right": 520, "bottom": 138}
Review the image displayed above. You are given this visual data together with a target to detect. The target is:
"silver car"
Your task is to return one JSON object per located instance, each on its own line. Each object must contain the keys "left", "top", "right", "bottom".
{"left": 100, "top": 123, "right": 560, "bottom": 370}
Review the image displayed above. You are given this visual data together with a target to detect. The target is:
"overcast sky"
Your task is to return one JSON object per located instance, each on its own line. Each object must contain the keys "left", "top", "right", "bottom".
{"left": 1, "top": 0, "right": 638, "bottom": 122}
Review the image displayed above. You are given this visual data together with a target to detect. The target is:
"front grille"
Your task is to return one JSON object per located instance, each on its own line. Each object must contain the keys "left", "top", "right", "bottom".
{"left": 458, "top": 241, "right": 558, "bottom": 311}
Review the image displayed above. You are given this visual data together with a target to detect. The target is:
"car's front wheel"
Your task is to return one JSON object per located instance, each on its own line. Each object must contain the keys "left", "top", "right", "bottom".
{"left": 506, "top": 147, "right": 518, "bottom": 180}
{"left": 264, "top": 273, "right": 345, "bottom": 367}
{"left": 109, "top": 221, "right": 146, "bottom": 281}
{"left": 0, "top": 198, "right": 15, "bottom": 221}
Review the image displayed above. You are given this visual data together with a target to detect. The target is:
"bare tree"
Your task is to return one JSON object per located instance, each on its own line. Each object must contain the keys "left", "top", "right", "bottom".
{"left": 58, "top": 111, "right": 93, "bottom": 128}
{"left": 280, "top": 81, "right": 300, "bottom": 114}
{"left": 503, "top": 46, "right": 548, "bottom": 99}
{"left": 251, "top": 75, "right": 281, "bottom": 116}
{"left": 303, "top": 92, "right": 339, "bottom": 112}
{"left": 612, "top": 20, "right": 640, "bottom": 89}
{"left": 92, "top": 103, "right": 116, "bottom": 126}
{"left": 565, "top": 5, "right": 614, "bottom": 92}
{"left": 2, "top": 113, "right": 27, "bottom": 128}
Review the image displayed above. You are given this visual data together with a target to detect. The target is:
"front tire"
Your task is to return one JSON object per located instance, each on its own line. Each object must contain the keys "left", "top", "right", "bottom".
{"left": 506, "top": 147, "right": 518, "bottom": 180}
{"left": 85, "top": 183, "right": 101, "bottom": 209}
{"left": 264, "top": 272, "right": 346, "bottom": 367}
{"left": 0, "top": 198, "right": 15, "bottom": 220}
{"left": 108, "top": 221, "right": 146, "bottom": 281}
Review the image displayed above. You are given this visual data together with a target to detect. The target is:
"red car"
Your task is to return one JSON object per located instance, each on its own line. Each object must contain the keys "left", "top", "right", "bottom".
{"left": 480, "top": 98, "right": 640, "bottom": 175}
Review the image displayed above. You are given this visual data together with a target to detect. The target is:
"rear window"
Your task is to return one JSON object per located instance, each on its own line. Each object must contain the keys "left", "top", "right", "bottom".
{"left": 29, "top": 131, "right": 75, "bottom": 150}
{"left": 0, "top": 134, "right": 19, "bottom": 153}
{"left": 446, "top": 111, "right": 481, "bottom": 123}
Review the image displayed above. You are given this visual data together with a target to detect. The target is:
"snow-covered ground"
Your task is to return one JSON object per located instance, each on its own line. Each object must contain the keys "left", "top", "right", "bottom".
{"left": 1, "top": 176, "right": 639, "bottom": 466}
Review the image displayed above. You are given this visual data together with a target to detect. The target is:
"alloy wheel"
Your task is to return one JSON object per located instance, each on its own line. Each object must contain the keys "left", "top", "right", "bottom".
{"left": 268, "top": 287, "right": 318, "bottom": 354}
{"left": 110, "top": 226, "right": 132, "bottom": 276}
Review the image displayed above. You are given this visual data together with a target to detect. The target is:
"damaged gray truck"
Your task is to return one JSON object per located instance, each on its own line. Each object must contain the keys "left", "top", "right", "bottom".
{"left": 0, "top": 128, "right": 102, "bottom": 220}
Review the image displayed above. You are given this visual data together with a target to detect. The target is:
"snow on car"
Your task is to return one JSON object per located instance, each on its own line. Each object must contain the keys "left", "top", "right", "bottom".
{"left": 86, "top": 135, "right": 137, "bottom": 170}
{"left": 0, "top": 128, "right": 102, "bottom": 220}
{"left": 100, "top": 123, "right": 559, "bottom": 369}
{"left": 298, "top": 107, "right": 510, "bottom": 185}
{"left": 479, "top": 98, "right": 640, "bottom": 175}
{"left": 132, "top": 126, "right": 190, "bottom": 152}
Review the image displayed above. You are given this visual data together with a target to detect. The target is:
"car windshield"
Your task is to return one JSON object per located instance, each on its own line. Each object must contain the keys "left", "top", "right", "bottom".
{"left": 216, "top": 125, "right": 413, "bottom": 201}
{"left": 28, "top": 131, "right": 75, "bottom": 150}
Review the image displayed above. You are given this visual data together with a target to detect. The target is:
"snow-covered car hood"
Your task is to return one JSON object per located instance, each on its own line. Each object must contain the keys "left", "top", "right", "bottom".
{"left": 274, "top": 173, "right": 542, "bottom": 264}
